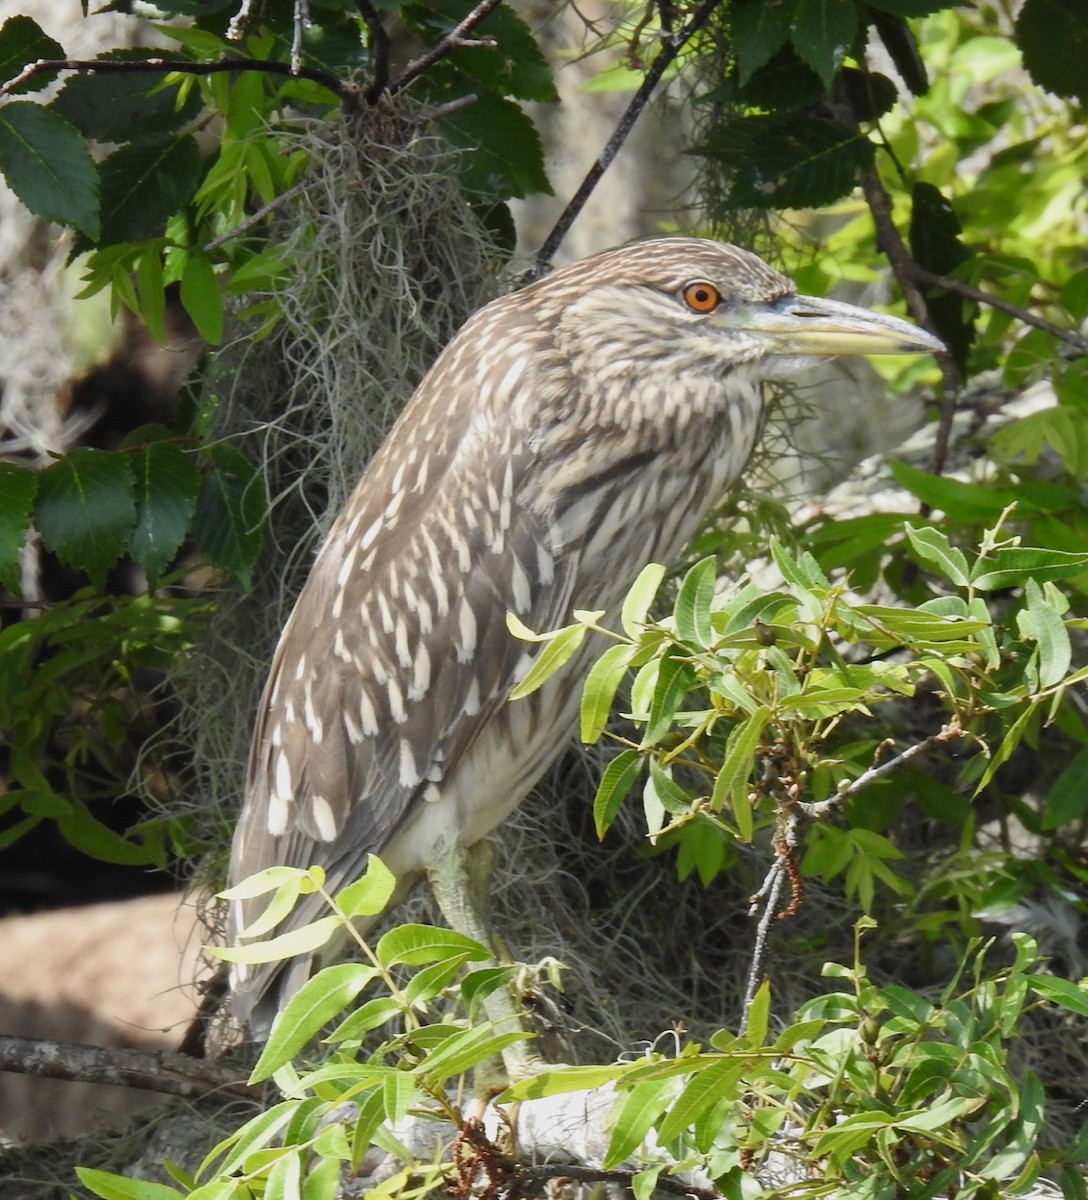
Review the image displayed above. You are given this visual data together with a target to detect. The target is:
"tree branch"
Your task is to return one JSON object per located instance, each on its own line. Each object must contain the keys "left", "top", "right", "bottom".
{"left": 356, "top": 0, "right": 393, "bottom": 103}
{"left": 798, "top": 721, "right": 963, "bottom": 821}
{"left": 0, "top": 55, "right": 348, "bottom": 103}
{"left": 0, "top": 1034, "right": 253, "bottom": 1103}
{"left": 909, "top": 264, "right": 1088, "bottom": 354}
{"left": 386, "top": 0, "right": 504, "bottom": 97}
{"left": 529, "top": 0, "right": 725, "bottom": 280}
{"left": 861, "top": 168, "right": 962, "bottom": 479}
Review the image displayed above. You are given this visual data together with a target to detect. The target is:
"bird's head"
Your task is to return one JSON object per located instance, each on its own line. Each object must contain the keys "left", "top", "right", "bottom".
{"left": 530, "top": 237, "right": 943, "bottom": 398}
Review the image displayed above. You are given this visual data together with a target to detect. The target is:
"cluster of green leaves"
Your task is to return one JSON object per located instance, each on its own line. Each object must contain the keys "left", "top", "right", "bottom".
{"left": 0, "top": 1, "right": 555, "bottom": 330}
{"left": 507, "top": 924, "right": 1088, "bottom": 1200}
{"left": 511, "top": 514, "right": 1088, "bottom": 923}
{"left": 0, "top": 432, "right": 266, "bottom": 593}
{"left": 784, "top": 6, "right": 1088, "bottom": 376}
{"left": 80, "top": 855, "right": 535, "bottom": 1200}
{"left": 687, "top": 0, "right": 1087, "bottom": 216}
{"left": 0, "top": 588, "right": 207, "bottom": 865}
{"left": 76, "top": 863, "right": 1088, "bottom": 1200}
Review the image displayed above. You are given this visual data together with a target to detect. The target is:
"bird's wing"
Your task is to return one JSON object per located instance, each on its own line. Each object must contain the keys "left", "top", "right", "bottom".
{"left": 228, "top": 318, "right": 579, "bottom": 1024}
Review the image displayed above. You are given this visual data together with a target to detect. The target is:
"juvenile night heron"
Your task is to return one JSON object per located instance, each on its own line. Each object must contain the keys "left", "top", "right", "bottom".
{"left": 229, "top": 237, "right": 941, "bottom": 1038}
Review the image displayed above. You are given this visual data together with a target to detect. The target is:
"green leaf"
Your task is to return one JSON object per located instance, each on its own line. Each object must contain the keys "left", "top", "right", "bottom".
{"left": 402, "top": 953, "right": 475, "bottom": 1008}
{"left": 0, "top": 16, "right": 64, "bottom": 94}
{"left": 219, "top": 865, "right": 321, "bottom": 903}
{"left": 191, "top": 442, "right": 267, "bottom": 590}
{"left": 790, "top": 0, "right": 858, "bottom": 88}
{"left": 655, "top": 1056, "right": 747, "bottom": 1145}
{"left": 640, "top": 654, "right": 696, "bottom": 748}
{"left": 336, "top": 855, "right": 397, "bottom": 919}
{"left": 199, "top": 1099, "right": 300, "bottom": 1181}
{"left": 904, "top": 524, "right": 970, "bottom": 587}
{"left": 604, "top": 1078, "right": 677, "bottom": 1168}
{"left": 375, "top": 923, "right": 490, "bottom": 969}
{"left": 621, "top": 562, "right": 666, "bottom": 636}
{"left": 34, "top": 448, "right": 136, "bottom": 587}
{"left": 180, "top": 250, "right": 224, "bottom": 344}
{"left": 1022, "top": 578, "right": 1071, "bottom": 689}
{"left": 50, "top": 53, "right": 200, "bottom": 141}
{"left": 421, "top": 1, "right": 557, "bottom": 103}
{"left": 250, "top": 963, "right": 375, "bottom": 1082}
{"left": 692, "top": 114, "right": 874, "bottom": 210}
{"left": 508, "top": 622, "right": 587, "bottom": 700}
{"left": 0, "top": 461, "right": 38, "bottom": 593}
{"left": 418, "top": 1025, "right": 529, "bottom": 1084}
{"left": 731, "top": 0, "right": 793, "bottom": 85}
{"left": 743, "top": 978, "right": 772, "bottom": 1048}
{"left": 1015, "top": 0, "right": 1088, "bottom": 104}
{"left": 1026, "top": 974, "right": 1088, "bottom": 1017}
{"left": 328, "top": 994, "right": 403, "bottom": 1041}
{"left": 674, "top": 555, "right": 716, "bottom": 648}
{"left": 888, "top": 459, "right": 1011, "bottom": 518}
{"left": 212, "top": 915, "right": 341, "bottom": 964}
{"left": 581, "top": 642, "right": 636, "bottom": 744}
{"left": 975, "top": 702, "right": 1037, "bottom": 794}
{"left": 97, "top": 133, "right": 202, "bottom": 245}
{"left": 1043, "top": 746, "right": 1088, "bottom": 829}
{"left": 0, "top": 101, "right": 98, "bottom": 237}
{"left": 439, "top": 92, "right": 551, "bottom": 200}
{"left": 127, "top": 440, "right": 201, "bottom": 586}
{"left": 75, "top": 1168, "right": 183, "bottom": 1200}
{"left": 770, "top": 537, "right": 829, "bottom": 589}
{"left": 593, "top": 748, "right": 643, "bottom": 838}
{"left": 460, "top": 965, "right": 518, "bottom": 1015}
{"left": 710, "top": 706, "right": 771, "bottom": 840}
{"left": 909, "top": 182, "right": 974, "bottom": 369}
{"left": 971, "top": 546, "right": 1088, "bottom": 591}
{"left": 135, "top": 245, "right": 166, "bottom": 342}
{"left": 501, "top": 1061, "right": 633, "bottom": 1101}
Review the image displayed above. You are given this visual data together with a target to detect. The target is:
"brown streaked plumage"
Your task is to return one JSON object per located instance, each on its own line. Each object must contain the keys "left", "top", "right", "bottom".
{"left": 229, "top": 237, "right": 942, "bottom": 1036}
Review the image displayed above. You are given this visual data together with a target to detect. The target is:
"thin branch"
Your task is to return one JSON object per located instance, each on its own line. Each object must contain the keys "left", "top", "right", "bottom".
{"left": 203, "top": 179, "right": 309, "bottom": 252}
{"left": 909, "top": 265, "right": 1088, "bottom": 353}
{"left": 356, "top": 0, "right": 393, "bottom": 102}
{"left": 861, "top": 168, "right": 962, "bottom": 478}
{"left": 739, "top": 857, "right": 787, "bottom": 1036}
{"left": 0, "top": 55, "right": 348, "bottom": 103}
{"left": 798, "top": 722, "right": 963, "bottom": 821}
{"left": 0, "top": 1034, "right": 253, "bottom": 1103}
{"left": 740, "top": 723, "right": 962, "bottom": 1032}
{"left": 529, "top": 0, "right": 724, "bottom": 281}
{"left": 291, "top": 0, "right": 313, "bottom": 76}
{"left": 386, "top": 0, "right": 504, "bottom": 97}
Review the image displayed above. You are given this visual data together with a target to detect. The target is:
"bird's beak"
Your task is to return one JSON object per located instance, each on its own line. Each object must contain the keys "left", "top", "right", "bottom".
{"left": 709, "top": 293, "right": 945, "bottom": 357}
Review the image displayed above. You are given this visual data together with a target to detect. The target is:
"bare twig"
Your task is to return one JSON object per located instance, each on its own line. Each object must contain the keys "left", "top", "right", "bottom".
{"left": 740, "top": 856, "right": 787, "bottom": 1035}
{"left": 910, "top": 265, "right": 1088, "bottom": 353}
{"left": 0, "top": 1034, "right": 253, "bottom": 1102}
{"left": 291, "top": 0, "right": 313, "bottom": 75}
{"left": 740, "top": 723, "right": 962, "bottom": 1032}
{"left": 203, "top": 179, "right": 309, "bottom": 252}
{"left": 386, "top": 0, "right": 504, "bottom": 97}
{"left": 0, "top": 55, "right": 347, "bottom": 102}
{"left": 530, "top": 0, "right": 724, "bottom": 280}
{"left": 798, "top": 722, "right": 963, "bottom": 821}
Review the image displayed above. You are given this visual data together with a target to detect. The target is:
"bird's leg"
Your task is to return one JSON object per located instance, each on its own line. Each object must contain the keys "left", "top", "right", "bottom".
{"left": 427, "top": 840, "right": 543, "bottom": 1084}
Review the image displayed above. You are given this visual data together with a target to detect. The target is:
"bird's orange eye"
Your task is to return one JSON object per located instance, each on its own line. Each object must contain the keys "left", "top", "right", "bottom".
{"left": 682, "top": 281, "right": 721, "bottom": 313}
